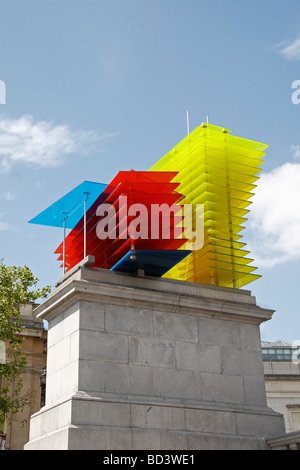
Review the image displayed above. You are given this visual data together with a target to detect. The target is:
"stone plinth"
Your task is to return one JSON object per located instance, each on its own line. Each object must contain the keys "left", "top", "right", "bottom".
{"left": 25, "top": 262, "right": 285, "bottom": 450}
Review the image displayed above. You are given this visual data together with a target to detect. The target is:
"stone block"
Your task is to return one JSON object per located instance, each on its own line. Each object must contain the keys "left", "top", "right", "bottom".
{"left": 79, "top": 330, "right": 128, "bottom": 363}
{"left": 129, "top": 336, "right": 175, "bottom": 368}
{"left": 47, "top": 302, "right": 80, "bottom": 349}
{"left": 46, "top": 360, "right": 79, "bottom": 405}
{"left": 198, "top": 317, "right": 241, "bottom": 348}
{"left": 159, "top": 431, "right": 188, "bottom": 450}
{"left": 45, "top": 369, "right": 62, "bottom": 405}
{"left": 153, "top": 310, "right": 198, "bottom": 342}
{"left": 130, "top": 403, "right": 185, "bottom": 431}
{"left": 105, "top": 304, "right": 153, "bottom": 336}
{"left": 236, "top": 410, "right": 285, "bottom": 439}
{"left": 185, "top": 407, "right": 236, "bottom": 435}
{"left": 221, "top": 346, "right": 244, "bottom": 375}
{"left": 239, "top": 323, "right": 261, "bottom": 352}
{"left": 200, "top": 371, "right": 244, "bottom": 404}
{"left": 72, "top": 399, "right": 131, "bottom": 428}
{"left": 25, "top": 428, "right": 70, "bottom": 450}
{"left": 78, "top": 359, "right": 106, "bottom": 392}
{"left": 47, "top": 313, "right": 63, "bottom": 347}
{"left": 46, "top": 331, "right": 79, "bottom": 379}
{"left": 68, "top": 427, "right": 111, "bottom": 450}
{"left": 176, "top": 342, "right": 221, "bottom": 373}
{"left": 27, "top": 400, "right": 72, "bottom": 441}
{"left": 131, "top": 429, "right": 161, "bottom": 450}
{"left": 105, "top": 363, "right": 154, "bottom": 395}
{"left": 243, "top": 376, "right": 267, "bottom": 406}
{"left": 70, "top": 330, "right": 80, "bottom": 363}
{"left": 62, "top": 302, "right": 80, "bottom": 337}
{"left": 154, "top": 367, "right": 201, "bottom": 400}
{"left": 79, "top": 301, "right": 105, "bottom": 331}
{"left": 242, "top": 351, "right": 265, "bottom": 377}
{"left": 110, "top": 429, "right": 133, "bottom": 450}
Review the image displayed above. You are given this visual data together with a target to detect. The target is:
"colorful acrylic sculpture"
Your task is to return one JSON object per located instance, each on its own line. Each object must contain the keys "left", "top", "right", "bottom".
{"left": 29, "top": 122, "right": 267, "bottom": 289}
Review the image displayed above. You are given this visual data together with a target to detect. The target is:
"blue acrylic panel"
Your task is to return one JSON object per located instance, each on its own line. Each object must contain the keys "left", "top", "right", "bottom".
{"left": 28, "top": 181, "right": 107, "bottom": 229}
{"left": 111, "top": 250, "right": 192, "bottom": 277}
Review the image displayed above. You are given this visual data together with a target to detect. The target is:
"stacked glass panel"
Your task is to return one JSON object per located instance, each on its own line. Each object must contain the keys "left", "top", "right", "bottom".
{"left": 55, "top": 171, "right": 187, "bottom": 271}
{"left": 149, "top": 123, "right": 268, "bottom": 288}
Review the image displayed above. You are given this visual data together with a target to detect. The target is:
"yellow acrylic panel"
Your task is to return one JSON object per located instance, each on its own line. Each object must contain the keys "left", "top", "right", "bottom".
{"left": 149, "top": 123, "right": 267, "bottom": 289}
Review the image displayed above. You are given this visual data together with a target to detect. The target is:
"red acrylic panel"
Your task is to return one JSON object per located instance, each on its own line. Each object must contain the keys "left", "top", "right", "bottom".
{"left": 55, "top": 171, "right": 188, "bottom": 272}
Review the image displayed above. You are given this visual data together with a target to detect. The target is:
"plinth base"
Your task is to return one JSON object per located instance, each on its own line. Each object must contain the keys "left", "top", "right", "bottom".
{"left": 25, "top": 264, "right": 285, "bottom": 450}
{"left": 25, "top": 391, "right": 284, "bottom": 450}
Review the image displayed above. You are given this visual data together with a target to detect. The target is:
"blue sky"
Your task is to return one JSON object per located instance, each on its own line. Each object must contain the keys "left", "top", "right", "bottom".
{"left": 0, "top": 0, "right": 300, "bottom": 342}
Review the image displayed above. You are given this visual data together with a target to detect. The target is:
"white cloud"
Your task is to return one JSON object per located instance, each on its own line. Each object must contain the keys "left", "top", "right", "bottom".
{"left": 0, "top": 115, "right": 116, "bottom": 172}
{"left": 290, "top": 144, "right": 300, "bottom": 160}
{"left": 0, "top": 214, "right": 12, "bottom": 231}
{"left": 247, "top": 161, "right": 300, "bottom": 268}
{"left": 3, "top": 191, "right": 16, "bottom": 200}
{"left": 278, "top": 38, "right": 300, "bottom": 61}
{"left": 0, "top": 221, "right": 10, "bottom": 231}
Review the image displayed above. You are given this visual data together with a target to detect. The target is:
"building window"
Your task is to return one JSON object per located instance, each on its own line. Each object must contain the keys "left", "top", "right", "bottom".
{"left": 262, "top": 347, "right": 297, "bottom": 362}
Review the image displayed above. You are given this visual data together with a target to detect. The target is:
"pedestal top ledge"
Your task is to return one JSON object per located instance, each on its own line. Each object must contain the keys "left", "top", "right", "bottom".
{"left": 34, "top": 256, "right": 275, "bottom": 325}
